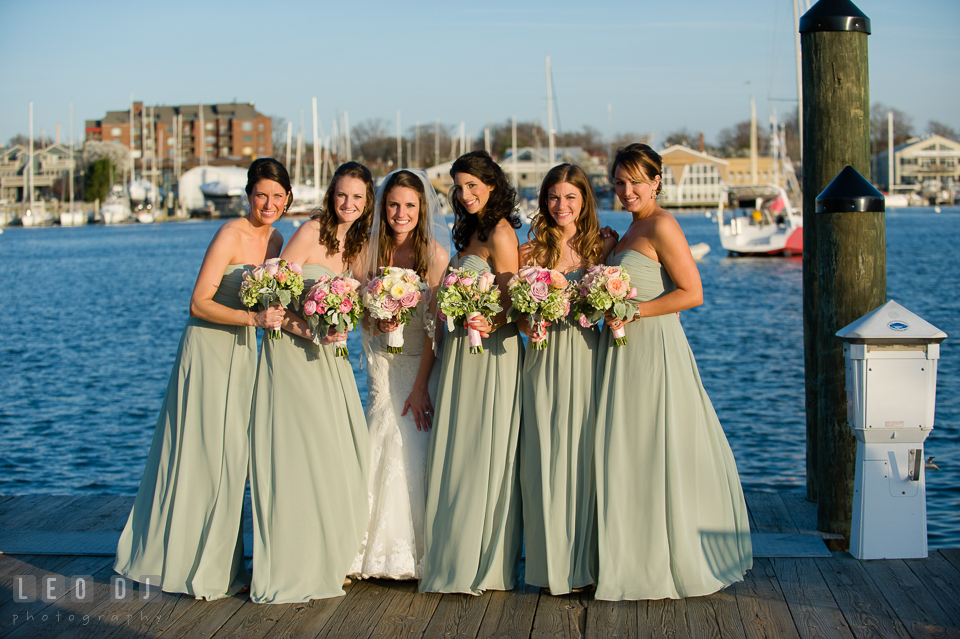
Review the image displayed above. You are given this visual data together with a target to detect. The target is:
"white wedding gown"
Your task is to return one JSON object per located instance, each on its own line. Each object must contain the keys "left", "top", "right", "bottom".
{"left": 350, "top": 305, "right": 440, "bottom": 579}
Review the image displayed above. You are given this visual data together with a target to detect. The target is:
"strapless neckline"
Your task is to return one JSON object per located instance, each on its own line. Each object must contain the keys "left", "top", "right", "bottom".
{"left": 611, "top": 249, "right": 659, "bottom": 265}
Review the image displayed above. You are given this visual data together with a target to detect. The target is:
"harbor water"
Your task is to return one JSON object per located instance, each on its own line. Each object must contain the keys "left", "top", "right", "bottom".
{"left": 1, "top": 208, "right": 957, "bottom": 548}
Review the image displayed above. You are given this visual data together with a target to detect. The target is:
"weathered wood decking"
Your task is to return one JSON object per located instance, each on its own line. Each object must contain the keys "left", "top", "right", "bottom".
{"left": 1, "top": 492, "right": 958, "bottom": 638}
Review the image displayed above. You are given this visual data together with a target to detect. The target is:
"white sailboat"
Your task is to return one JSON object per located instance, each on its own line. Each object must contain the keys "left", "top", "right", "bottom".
{"left": 100, "top": 185, "right": 132, "bottom": 224}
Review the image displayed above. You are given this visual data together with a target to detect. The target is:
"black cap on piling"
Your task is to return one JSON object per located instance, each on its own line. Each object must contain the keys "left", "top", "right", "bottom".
{"left": 816, "top": 166, "right": 885, "bottom": 213}
{"left": 800, "top": 0, "right": 871, "bottom": 34}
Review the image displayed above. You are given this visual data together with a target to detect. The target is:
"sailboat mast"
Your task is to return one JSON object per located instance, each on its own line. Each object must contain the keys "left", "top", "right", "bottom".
{"left": 546, "top": 55, "right": 555, "bottom": 168}
{"left": 793, "top": 0, "right": 804, "bottom": 169}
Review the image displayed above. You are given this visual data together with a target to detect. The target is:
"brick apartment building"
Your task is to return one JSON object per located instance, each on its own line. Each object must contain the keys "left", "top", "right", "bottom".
{"left": 85, "top": 102, "right": 272, "bottom": 162}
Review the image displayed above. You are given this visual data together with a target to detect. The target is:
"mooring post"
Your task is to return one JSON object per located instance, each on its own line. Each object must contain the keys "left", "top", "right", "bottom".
{"left": 800, "top": 0, "right": 872, "bottom": 505}
{"left": 814, "top": 167, "right": 886, "bottom": 545}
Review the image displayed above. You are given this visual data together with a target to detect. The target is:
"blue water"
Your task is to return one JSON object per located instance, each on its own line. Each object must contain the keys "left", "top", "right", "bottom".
{"left": 1, "top": 209, "right": 957, "bottom": 548}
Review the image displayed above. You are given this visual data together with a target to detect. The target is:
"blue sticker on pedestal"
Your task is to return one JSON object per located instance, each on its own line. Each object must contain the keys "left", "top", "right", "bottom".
{"left": 888, "top": 321, "right": 909, "bottom": 331}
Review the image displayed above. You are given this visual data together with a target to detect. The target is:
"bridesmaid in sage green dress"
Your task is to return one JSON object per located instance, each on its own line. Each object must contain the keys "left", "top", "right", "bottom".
{"left": 248, "top": 162, "right": 374, "bottom": 604}
{"left": 420, "top": 151, "right": 524, "bottom": 595}
{"left": 115, "top": 158, "right": 288, "bottom": 600}
{"left": 517, "top": 164, "right": 617, "bottom": 595}
{"left": 594, "top": 144, "right": 752, "bottom": 601}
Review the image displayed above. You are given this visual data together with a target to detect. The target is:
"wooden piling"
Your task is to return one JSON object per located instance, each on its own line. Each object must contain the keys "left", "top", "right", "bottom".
{"left": 800, "top": 0, "right": 876, "bottom": 538}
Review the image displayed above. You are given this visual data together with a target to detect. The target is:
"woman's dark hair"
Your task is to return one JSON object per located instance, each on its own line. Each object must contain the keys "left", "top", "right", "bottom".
{"left": 449, "top": 150, "right": 520, "bottom": 252}
{"left": 313, "top": 161, "right": 375, "bottom": 263}
{"left": 374, "top": 170, "right": 431, "bottom": 280}
{"left": 245, "top": 158, "right": 293, "bottom": 210}
{"left": 609, "top": 143, "right": 663, "bottom": 196}
{"left": 528, "top": 164, "right": 603, "bottom": 270}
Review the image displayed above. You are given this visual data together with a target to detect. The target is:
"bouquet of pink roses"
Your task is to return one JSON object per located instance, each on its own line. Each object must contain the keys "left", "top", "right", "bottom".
{"left": 572, "top": 264, "right": 638, "bottom": 346}
{"left": 239, "top": 258, "right": 304, "bottom": 339}
{"left": 436, "top": 267, "right": 501, "bottom": 354}
{"left": 301, "top": 274, "right": 363, "bottom": 357}
{"left": 505, "top": 265, "right": 571, "bottom": 350}
{"left": 362, "top": 266, "right": 429, "bottom": 354}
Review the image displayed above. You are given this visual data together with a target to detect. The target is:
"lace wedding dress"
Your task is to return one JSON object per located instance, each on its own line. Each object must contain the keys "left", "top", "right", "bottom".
{"left": 350, "top": 303, "right": 439, "bottom": 579}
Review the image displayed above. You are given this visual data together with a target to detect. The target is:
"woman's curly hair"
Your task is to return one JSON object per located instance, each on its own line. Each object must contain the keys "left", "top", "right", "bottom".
{"left": 449, "top": 151, "right": 521, "bottom": 252}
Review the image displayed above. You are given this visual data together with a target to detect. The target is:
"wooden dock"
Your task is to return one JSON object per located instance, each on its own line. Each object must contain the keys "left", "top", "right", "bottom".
{"left": 1, "top": 492, "right": 959, "bottom": 638}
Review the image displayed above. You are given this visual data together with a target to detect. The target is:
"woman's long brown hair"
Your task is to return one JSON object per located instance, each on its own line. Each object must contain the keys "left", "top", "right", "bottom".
{"left": 527, "top": 164, "right": 603, "bottom": 270}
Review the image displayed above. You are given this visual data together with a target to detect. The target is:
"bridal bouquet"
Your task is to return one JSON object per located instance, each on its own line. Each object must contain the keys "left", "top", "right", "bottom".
{"left": 301, "top": 274, "right": 363, "bottom": 357}
{"left": 436, "top": 268, "right": 501, "bottom": 354}
{"left": 505, "top": 265, "right": 571, "bottom": 350}
{"left": 240, "top": 258, "right": 304, "bottom": 339}
{"left": 573, "top": 265, "right": 638, "bottom": 346}
{"left": 363, "top": 266, "right": 429, "bottom": 354}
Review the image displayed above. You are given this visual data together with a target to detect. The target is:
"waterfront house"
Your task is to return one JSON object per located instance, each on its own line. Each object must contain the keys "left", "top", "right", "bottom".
{"left": 0, "top": 144, "right": 74, "bottom": 202}
{"left": 873, "top": 134, "right": 959, "bottom": 198}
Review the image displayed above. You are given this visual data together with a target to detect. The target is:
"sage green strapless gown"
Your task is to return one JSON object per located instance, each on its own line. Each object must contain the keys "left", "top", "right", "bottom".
{"left": 520, "top": 268, "right": 599, "bottom": 594}
{"left": 115, "top": 265, "right": 254, "bottom": 600}
{"left": 249, "top": 264, "right": 369, "bottom": 604}
{"left": 420, "top": 254, "right": 524, "bottom": 595}
{"left": 594, "top": 250, "right": 752, "bottom": 601}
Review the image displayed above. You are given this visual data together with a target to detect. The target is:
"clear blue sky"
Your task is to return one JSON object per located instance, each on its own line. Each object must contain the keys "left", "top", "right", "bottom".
{"left": 2, "top": 0, "right": 957, "bottom": 151}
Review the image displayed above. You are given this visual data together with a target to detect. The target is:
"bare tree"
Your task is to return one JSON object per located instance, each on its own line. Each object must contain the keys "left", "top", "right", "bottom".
{"left": 716, "top": 121, "right": 770, "bottom": 157}
{"left": 870, "top": 103, "right": 914, "bottom": 149}
{"left": 271, "top": 116, "right": 287, "bottom": 152}
{"left": 927, "top": 120, "right": 958, "bottom": 142}
{"left": 663, "top": 128, "right": 697, "bottom": 149}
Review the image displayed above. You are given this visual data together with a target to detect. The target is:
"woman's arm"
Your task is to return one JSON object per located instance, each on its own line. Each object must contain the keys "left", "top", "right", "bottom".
{"left": 468, "top": 222, "right": 519, "bottom": 337}
{"left": 189, "top": 224, "right": 284, "bottom": 329}
{"left": 624, "top": 215, "right": 702, "bottom": 321}
{"left": 401, "top": 241, "right": 449, "bottom": 431}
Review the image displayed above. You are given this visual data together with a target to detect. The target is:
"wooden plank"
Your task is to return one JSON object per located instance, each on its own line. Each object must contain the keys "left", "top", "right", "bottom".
{"left": 0, "top": 496, "right": 40, "bottom": 523}
{"left": 904, "top": 552, "right": 960, "bottom": 630}
{"left": 779, "top": 493, "right": 845, "bottom": 542}
{"left": 318, "top": 578, "right": 399, "bottom": 639}
{"left": 746, "top": 493, "right": 800, "bottom": 534}
{"left": 531, "top": 591, "right": 586, "bottom": 639}
{"left": 20, "top": 496, "right": 93, "bottom": 532}
{"left": 147, "top": 592, "right": 247, "bottom": 639}
{"left": 0, "top": 554, "right": 45, "bottom": 582}
{"left": 817, "top": 553, "right": 911, "bottom": 639}
{"left": 2, "top": 555, "right": 125, "bottom": 639}
{"left": 938, "top": 548, "right": 960, "bottom": 574}
{"left": 699, "top": 589, "right": 750, "bottom": 639}
{"left": 66, "top": 496, "right": 135, "bottom": 532}
{"left": 685, "top": 595, "right": 724, "bottom": 639}
{"left": 752, "top": 534, "right": 830, "bottom": 558}
{"left": 0, "top": 554, "right": 112, "bottom": 625}
{"left": 367, "top": 580, "right": 442, "bottom": 639}
{"left": 733, "top": 559, "right": 802, "bottom": 639}
{"left": 771, "top": 558, "right": 854, "bottom": 639}
{"left": 860, "top": 558, "right": 960, "bottom": 638}
{"left": 644, "top": 597, "right": 694, "bottom": 639}
{"left": 779, "top": 493, "right": 819, "bottom": 534}
{"left": 586, "top": 599, "right": 637, "bottom": 639}
{"left": 476, "top": 581, "right": 539, "bottom": 639}
{"left": 119, "top": 592, "right": 199, "bottom": 638}
{"left": 0, "top": 496, "right": 60, "bottom": 530}
{"left": 421, "top": 591, "right": 492, "bottom": 639}
{"left": 263, "top": 594, "right": 347, "bottom": 639}
{"left": 211, "top": 599, "right": 292, "bottom": 639}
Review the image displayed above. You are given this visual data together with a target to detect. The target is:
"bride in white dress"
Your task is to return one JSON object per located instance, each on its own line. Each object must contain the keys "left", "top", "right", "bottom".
{"left": 350, "top": 169, "right": 450, "bottom": 579}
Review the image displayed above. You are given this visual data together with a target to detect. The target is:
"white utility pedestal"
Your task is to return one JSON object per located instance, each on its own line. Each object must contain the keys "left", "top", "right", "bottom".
{"left": 837, "top": 300, "right": 946, "bottom": 560}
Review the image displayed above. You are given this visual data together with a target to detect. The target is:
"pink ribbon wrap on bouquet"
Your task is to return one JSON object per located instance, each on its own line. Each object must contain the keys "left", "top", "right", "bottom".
{"left": 466, "top": 311, "right": 484, "bottom": 354}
